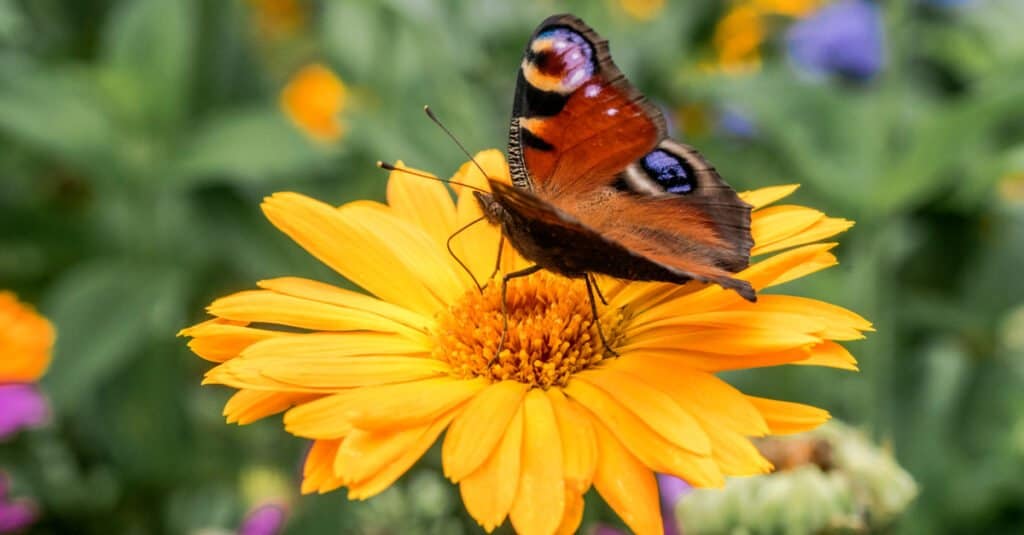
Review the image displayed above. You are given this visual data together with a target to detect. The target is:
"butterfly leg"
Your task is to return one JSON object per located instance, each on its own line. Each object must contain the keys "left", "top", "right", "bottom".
{"left": 490, "top": 264, "right": 543, "bottom": 365}
{"left": 585, "top": 274, "right": 620, "bottom": 357}
{"left": 588, "top": 273, "right": 609, "bottom": 306}
{"left": 479, "top": 235, "right": 506, "bottom": 291}
{"left": 446, "top": 215, "right": 488, "bottom": 293}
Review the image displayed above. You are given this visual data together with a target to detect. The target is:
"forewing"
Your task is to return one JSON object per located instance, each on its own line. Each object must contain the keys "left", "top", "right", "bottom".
{"left": 507, "top": 14, "right": 665, "bottom": 196}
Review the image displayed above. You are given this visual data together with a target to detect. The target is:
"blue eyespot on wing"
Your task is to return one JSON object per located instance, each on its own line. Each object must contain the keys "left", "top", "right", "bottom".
{"left": 641, "top": 149, "right": 696, "bottom": 194}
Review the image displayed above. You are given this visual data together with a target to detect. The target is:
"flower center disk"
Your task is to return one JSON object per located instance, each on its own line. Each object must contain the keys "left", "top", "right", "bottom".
{"left": 432, "top": 272, "right": 621, "bottom": 388}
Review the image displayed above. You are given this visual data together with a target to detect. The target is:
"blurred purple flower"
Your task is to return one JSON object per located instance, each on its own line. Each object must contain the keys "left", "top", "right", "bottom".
{"left": 0, "top": 476, "right": 38, "bottom": 533}
{"left": 786, "top": 0, "right": 886, "bottom": 81}
{"left": 717, "top": 107, "right": 758, "bottom": 139}
{"left": 657, "top": 474, "right": 691, "bottom": 535}
{"left": 238, "top": 502, "right": 287, "bottom": 535}
{"left": 0, "top": 384, "right": 48, "bottom": 440}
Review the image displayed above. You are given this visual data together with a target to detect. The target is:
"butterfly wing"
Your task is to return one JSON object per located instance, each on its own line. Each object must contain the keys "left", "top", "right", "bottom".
{"left": 486, "top": 179, "right": 755, "bottom": 301}
{"left": 501, "top": 14, "right": 754, "bottom": 300}
{"left": 507, "top": 14, "right": 665, "bottom": 195}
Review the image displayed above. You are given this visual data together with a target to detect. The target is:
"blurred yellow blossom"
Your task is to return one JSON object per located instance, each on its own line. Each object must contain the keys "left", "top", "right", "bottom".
{"left": 618, "top": 0, "right": 666, "bottom": 21}
{"left": 753, "top": 0, "right": 825, "bottom": 16}
{"left": 280, "top": 64, "right": 348, "bottom": 143}
{"left": 708, "top": 0, "right": 824, "bottom": 73}
{"left": 999, "top": 172, "right": 1024, "bottom": 204}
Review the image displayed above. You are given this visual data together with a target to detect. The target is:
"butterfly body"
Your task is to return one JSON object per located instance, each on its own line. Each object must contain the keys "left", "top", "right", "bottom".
{"left": 476, "top": 14, "right": 756, "bottom": 301}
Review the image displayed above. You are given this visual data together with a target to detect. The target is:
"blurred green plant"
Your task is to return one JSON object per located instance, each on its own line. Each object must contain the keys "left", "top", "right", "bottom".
{"left": 0, "top": 0, "right": 1022, "bottom": 533}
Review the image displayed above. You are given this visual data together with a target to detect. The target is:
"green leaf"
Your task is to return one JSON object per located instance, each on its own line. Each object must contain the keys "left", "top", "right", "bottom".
{"left": 0, "top": 61, "right": 118, "bottom": 174}
{"left": 172, "top": 107, "right": 330, "bottom": 185}
{"left": 40, "top": 260, "right": 186, "bottom": 411}
{"left": 101, "top": 0, "right": 195, "bottom": 129}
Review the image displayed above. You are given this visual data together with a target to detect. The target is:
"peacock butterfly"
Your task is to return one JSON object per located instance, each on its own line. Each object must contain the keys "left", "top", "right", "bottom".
{"left": 473, "top": 14, "right": 756, "bottom": 305}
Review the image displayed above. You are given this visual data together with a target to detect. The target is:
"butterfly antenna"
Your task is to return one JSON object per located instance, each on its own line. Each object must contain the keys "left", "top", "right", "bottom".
{"left": 376, "top": 161, "right": 489, "bottom": 193}
{"left": 423, "top": 105, "right": 491, "bottom": 180}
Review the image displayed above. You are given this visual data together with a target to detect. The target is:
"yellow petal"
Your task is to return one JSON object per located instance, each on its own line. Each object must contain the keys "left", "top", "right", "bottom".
{"left": 755, "top": 215, "right": 854, "bottom": 256}
{"left": 751, "top": 205, "right": 825, "bottom": 255}
{"left": 460, "top": 403, "right": 524, "bottom": 532}
{"left": 792, "top": 341, "right": 859, "bottom": 370}
{"left": 207, "top": 290, "right": 419, "bottom": 336}
{"left": 632, "top": 340, "right": 856, "bottom": 372}
{"left": 591, "top": 419, "right": 664, "bottom": 535}
{"left": 443, "top": 381, "right": 529, "bottom": 482}
{"left": 546, "top": 389, "right": 597, "bottom": 490}
{"left": 284, "top": 391, "right": 358, "bottom": 439}
{"left": 576, "top": 369, "right": 711, "bottom": 456}
{"left": 745, "top": 243, "right": 839, "bottom": 289}
{"left": 224, "top": 390, "right": 318, "bottom": 425}
{"left": 336, "top": 423, "right": 430, "bottom": 485}
{"left": 607, "top": 280, "right": 701, "bottom": 314}
{"left": 239, "top": 332, "right": 428, "bottom": 360}
{"left": 206, "top": 355, "right": 450, "bottom": 393}
{"left": 258, "top": 276, "right": 432, "bottom": 335}
{"left": 621, "top": 326, "right": 821, "bottom": 355}
{"left": 746, "top": 396, "right": 831, "bottom": 434}
{"left": 555, "top": 486, "right": 585, "bottom": 535}
{"left": 626, "top": 243, "right": 841, "bottom": 324}
{"left": 346, "top": 408, "right": 458, "bottom": 500}
{"left": 301, "top": 439, "right": 345, "bottom": 494}
{"left": 509, "top": 389, "right": 565, "bottom": 535}
{"left": 697, "top": 417, "right": 774, "bottom": 476}
{"left": 386, "top": 162, "right": 458, "bottom": 246}
{"left": 739, "top": 184, "right": 799, "bottom": 209}
{"left": 261, "top": 192, "right": 457, "bottom": 315}
{"left": 182, "top": 320, "right": 286, "bottom": 362}
{"left": 565, "top": 378, "right": 724, "bottom": 487}
{"left": 609, "top": 357, "right": 769, "bottom": 437}
{"left": 260, "top": 355, "right": 448, "bottom": 387}
{"left": 345, "top": 377, "right": 487, "bottom": 431}
{"left": 450, "top": 149, "right": 511, "bottom": 194}
{"left": 628, "top": 310, "right": 828, "bottom": 340}
{"left": 749, "top": 294, "right": 874, "bottom": 335}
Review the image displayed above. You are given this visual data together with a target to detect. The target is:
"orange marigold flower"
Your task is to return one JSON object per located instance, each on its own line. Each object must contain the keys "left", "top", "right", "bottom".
{"left": 181, "top": 150, "right": 869, "bottom": 535}
{"left": 280, "top": 64, "right": 348, "bottom": 143}
{"left": 0, "top": 292, "right": 54, "bottom": 383}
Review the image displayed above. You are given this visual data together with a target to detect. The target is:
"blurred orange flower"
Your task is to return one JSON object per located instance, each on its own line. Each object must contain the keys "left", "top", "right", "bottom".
{"left": 280, "top": 64, "right": 348, "bottom": 143}
{"left": 0, "top": 292, "right": 54, "bottom": 383}
{"left": 247, "top": 0, "right": 306, "bottom": 38}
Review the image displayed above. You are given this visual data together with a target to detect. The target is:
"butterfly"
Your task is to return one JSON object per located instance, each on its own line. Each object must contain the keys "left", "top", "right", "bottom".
{"left": 473, "top": 13, "right": 756, "bottom": 309}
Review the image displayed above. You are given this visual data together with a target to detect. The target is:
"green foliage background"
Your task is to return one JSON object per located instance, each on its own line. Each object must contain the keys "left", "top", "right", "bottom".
{"left": 2, "top": 0, "right": 1023, "bottom": 533}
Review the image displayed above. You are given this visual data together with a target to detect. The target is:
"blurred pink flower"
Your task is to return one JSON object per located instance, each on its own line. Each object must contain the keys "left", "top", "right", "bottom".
{"left": 0, "top": 476, "right": 38, "bottom": 533}
{"left": 0, "top": 384, "right": 49, "bottom": 440}
{"left": 238, "top": 503, "right": 287, "bottom": 535}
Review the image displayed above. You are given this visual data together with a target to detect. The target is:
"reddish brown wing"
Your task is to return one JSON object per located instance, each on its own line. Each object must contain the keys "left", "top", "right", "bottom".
{"left": 486, "top": 179, "right": 755, "bottom": 301}
{"left": 507, "top": 14, "right": 664, "bottom": 196}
